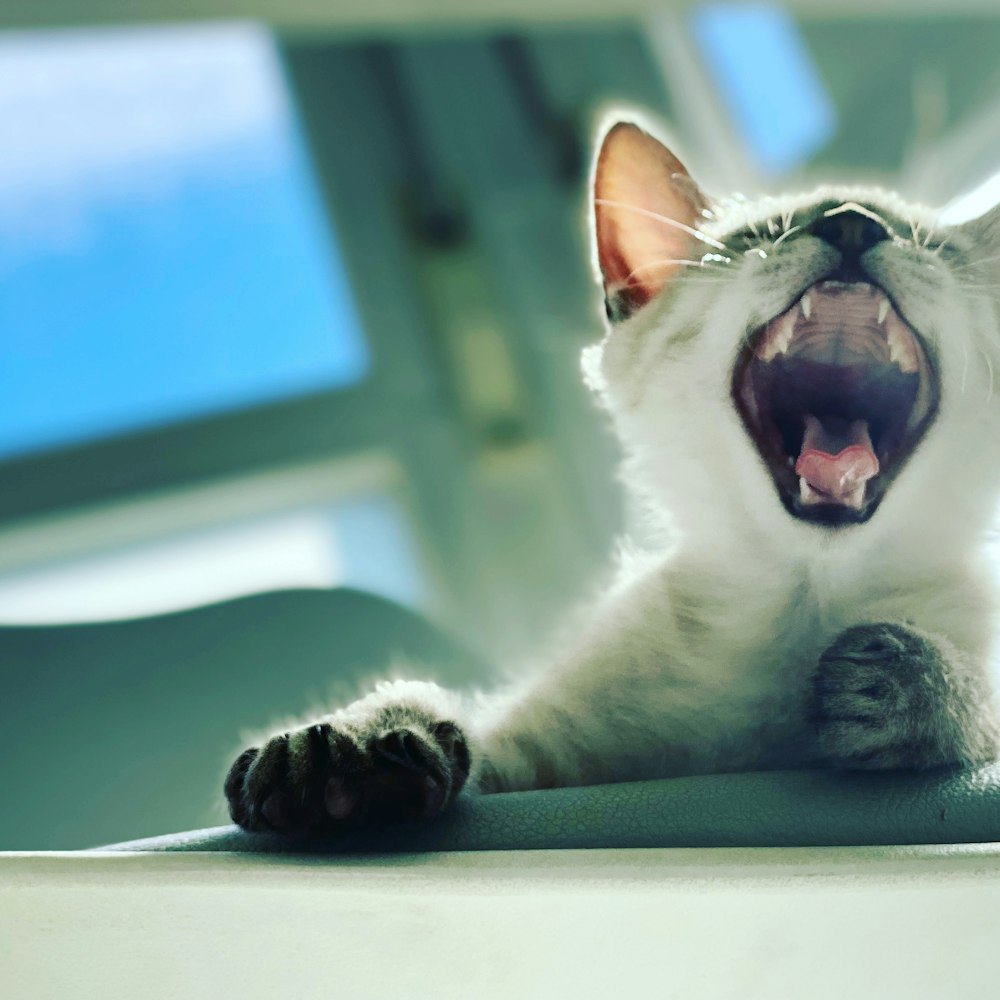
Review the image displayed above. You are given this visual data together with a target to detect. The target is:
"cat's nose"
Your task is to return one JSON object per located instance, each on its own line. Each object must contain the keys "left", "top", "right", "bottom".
{"left": 808, "top": 207, "right": 890, "bottom": 268}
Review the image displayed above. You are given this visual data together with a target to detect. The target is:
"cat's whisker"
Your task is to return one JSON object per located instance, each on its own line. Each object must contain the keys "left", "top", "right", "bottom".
{"left": 955, "top": 276, "right": 1000, "bottom": 295}
{"left": 594, "top": 199, "right": 733, "bottom": 253}
{"left": 624, "top": 257, "right": 727, "bottom": 281}
{"left": 771, "top": 225, "right": 802, "bottom": 249}
{"left": 955, "top": 268, "right": 1000, "bottom": 281}
{"left": 931, "top": 236, "right": 952, "bottom": 258}
{"left": 950, "top": 250, "right": 1000, "bottom": 270}
{"left": 954, "top": 289, "right": 1000, "bottom": 306}
{"left": 907, "top": 216, "right": 938, "bottom": 250}
{"left": 949, "top": 253, "right": 1000, "bottom": 273}
{"left": 980, "top": 348, "right": 996, "bottom": 405}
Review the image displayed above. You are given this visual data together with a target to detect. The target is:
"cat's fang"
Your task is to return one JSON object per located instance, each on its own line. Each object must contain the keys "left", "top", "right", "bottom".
{"left": 798, "top": 477, "right": 866, "bottom": 510}
{"left": 754, "top": 283, "right": 921, "bottom": 369}
{"left": 876, "top": 294, "right": 890, "bottom": 325}
{"left": 734, "top": 279, "right": 939, "bottom": 526}
{"left": 886, "top": 316, "right": 919, "bottom": 374}
{"left": 795, "top": 418, "right": 879, "bottom": 508}
{"left": 756, "top": 312, "right": 797, "bottom": 361}
{"left": 774, "top": 320, "right": 795, "bottom": 357}
{"left": 888, "top": 329, "right": 904, "bottom": 368}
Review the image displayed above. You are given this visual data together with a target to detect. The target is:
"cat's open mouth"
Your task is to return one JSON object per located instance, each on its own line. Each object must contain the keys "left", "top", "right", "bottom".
{"left": 733, "top": 281, "right": 939, "bottom": 526}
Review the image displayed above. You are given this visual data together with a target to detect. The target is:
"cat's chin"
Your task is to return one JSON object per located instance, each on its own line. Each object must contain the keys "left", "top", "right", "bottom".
{"left": 732, "top": 280, "right": 939, "bottom": 527}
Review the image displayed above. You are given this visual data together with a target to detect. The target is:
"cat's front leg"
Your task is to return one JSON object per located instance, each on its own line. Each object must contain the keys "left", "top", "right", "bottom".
{"left": 225, "top": 681, "right": 470, "bottom": 834}
{"left": 811, "top": 623, "right": 998, "bottom": 770}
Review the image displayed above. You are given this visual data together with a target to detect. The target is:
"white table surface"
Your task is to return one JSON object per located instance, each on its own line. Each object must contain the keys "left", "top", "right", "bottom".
{"left": 4, "top": 844, "right": 1000, "bottom": 1000}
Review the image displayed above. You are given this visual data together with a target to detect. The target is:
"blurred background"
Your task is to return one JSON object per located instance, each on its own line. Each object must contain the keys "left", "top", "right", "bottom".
{"left": 2, "top": 1, "right": 1000, "bottom": 847}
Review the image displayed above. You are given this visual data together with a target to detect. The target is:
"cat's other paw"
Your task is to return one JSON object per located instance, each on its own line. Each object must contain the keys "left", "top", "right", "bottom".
{"left": 811, "top": 622, "right": 957, "bottom": 770}
{"left": 224, "top": 716, "right": 470, "bottom": 835}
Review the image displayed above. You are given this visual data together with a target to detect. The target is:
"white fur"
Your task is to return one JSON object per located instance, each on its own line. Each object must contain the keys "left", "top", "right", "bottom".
{"left": 459, "top": 181, "right": 1000, "bottom": 790}
{"left": 260, "top": 164, "right": 1000, "bottom": 800}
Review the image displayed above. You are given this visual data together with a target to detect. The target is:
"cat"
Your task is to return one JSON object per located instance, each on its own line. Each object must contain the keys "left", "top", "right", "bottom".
{"left": 225, "top": 115, "right": 1000, "bottom": 834}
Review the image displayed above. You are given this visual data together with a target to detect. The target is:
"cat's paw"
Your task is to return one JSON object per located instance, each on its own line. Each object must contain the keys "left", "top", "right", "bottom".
{"left": 811, "top": 622, "right": 954, "bottom": 770}
{"left": 224, "top": 717, "right": 470, "bottom": 835}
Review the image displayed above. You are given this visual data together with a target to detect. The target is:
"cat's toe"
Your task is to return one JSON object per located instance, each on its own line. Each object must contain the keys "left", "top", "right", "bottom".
{"left": 812, "top": 623, "right": 941, "bottom": 769}
{"left": 225, "top": 724, "right": 361, "bottom": 833}
{"left": 223, "top": 746, "right": 259, "bottom": 828}
{"left": 224, "top": 718, "right": 470, "bottom": 834}
{"left": 363, "top": 722, "right": 470, "bottom": 822}
{"left": 227, "top": 732, "right": 292, "bottom": 832}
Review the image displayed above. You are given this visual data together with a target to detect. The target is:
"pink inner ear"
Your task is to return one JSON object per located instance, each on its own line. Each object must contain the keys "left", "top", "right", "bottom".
{"left": 594, "top": 122, "right": 708, "bottom": 319}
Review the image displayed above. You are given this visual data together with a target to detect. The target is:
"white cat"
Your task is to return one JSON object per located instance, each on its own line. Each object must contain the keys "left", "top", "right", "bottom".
{"left": 226, "top": 116, "right": 1000, "bottom": 833}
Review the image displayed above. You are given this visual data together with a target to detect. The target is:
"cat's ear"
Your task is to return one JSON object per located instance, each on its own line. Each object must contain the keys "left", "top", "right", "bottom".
{"left": 593, "top": 121, "right": 710, "bottom": 322}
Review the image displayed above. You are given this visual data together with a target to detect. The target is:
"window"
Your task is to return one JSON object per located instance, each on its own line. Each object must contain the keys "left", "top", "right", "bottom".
{"left": 0, "top": 23, "right": 442, "bottom": 621}
{"left": 690, "top": 4, "right": 835, "bottom": 175}
{"left": 0, "top": 458, "right": 427, "bottom": 622}
{"left": 0, "top": 23, "right": 368, "bottom": 460}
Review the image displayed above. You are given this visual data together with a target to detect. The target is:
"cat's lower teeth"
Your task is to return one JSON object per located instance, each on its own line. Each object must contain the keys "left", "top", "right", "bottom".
{"left": 795, "top": 416, "right": 879, "bottom": 509}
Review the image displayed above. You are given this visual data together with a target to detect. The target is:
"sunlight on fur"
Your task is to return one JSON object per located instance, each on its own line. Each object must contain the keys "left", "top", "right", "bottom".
{"left": 224, "top": 111, "right": 1000, "bottom": 835}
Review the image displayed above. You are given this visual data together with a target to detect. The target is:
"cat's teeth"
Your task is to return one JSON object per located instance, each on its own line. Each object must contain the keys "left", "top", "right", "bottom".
{"left": 800, "top": 293, "right": 812, "bottom": 319}
{"left": 757, "top": 313, "right": 796, "bottom": 361}
{"left": 876, "top": 295, "right": 890, "bottom": 325}
{"left": 888, "top": 331, "right": 902, "bottom": 366}
{"left": 774, "top": 316, "right": 795, "bottom": 356}
{"left": 886, "top": 321, "right": 918, "bottom": 374}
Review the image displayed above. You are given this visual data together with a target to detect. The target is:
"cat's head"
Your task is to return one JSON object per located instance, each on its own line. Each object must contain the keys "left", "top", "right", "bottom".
{"left": 585, "top": 117, "right": 1000, "bottom": 551}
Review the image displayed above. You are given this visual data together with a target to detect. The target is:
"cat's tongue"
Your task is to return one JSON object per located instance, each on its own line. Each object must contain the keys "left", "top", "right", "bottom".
{"left": 794, "top": 414, "right": 879, "bottom": 509}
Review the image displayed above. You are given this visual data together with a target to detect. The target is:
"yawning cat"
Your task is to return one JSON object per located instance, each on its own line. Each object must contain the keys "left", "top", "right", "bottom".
{"left": 225, "top": 117, "right": 1000, "bottom": 834}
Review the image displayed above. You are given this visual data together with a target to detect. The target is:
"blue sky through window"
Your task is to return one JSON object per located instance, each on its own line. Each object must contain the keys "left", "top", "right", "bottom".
{"left": 691, "top": 4, "right": 835, "bottom": 175}
{"left": 0, "top": 23, "right": 369, "bottom": 460}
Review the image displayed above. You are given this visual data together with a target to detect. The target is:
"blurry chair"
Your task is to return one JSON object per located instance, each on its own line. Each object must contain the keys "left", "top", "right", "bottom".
{"left": 6, "top": 585, "right": 1000, "bottom": 854}
{"left": 0, "top": 588, "right": 486, "bottom": 850}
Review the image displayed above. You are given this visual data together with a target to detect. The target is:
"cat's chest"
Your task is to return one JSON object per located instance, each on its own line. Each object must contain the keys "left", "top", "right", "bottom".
{"left": 680, "top": 563, "right": 871, "bottom": 681}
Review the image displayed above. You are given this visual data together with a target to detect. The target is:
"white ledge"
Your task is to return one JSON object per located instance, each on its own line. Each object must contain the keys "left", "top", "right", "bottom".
{"left": 5, "top": 846, "right": 1000, "bottom": 999}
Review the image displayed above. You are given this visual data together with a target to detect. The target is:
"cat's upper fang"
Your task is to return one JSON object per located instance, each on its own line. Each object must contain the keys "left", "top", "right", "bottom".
{"left": 736, "top": 279, "right": 938, "bottom": 526}
{"left": 754, "top": 282, "right": 920, "bottom": 375}
{"left": 876, "top": 294, "right": 890, "bottom": 325}
{"left": 756, "top": 312, "right": 797, "bottom": 361}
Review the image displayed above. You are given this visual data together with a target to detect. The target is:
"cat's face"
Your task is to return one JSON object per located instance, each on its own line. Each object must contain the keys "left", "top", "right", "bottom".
{"left": 587, "top": 120, "right": 1000, "bottom": 550}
